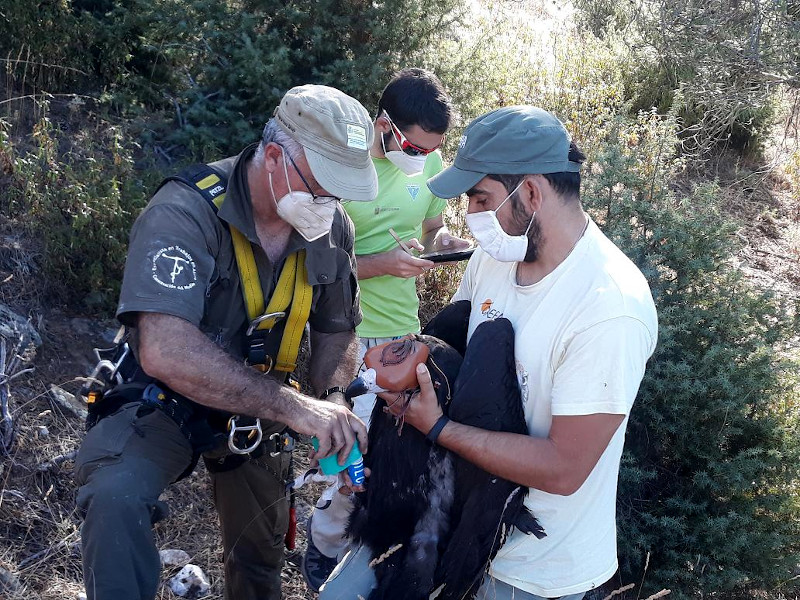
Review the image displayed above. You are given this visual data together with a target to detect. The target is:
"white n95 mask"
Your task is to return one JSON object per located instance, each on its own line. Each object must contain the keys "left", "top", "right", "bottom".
{"left": 269, "top": 152, "right": 337, "bottom": 242}
{"left": 465, "top": 181, "right": 533, "bottom": 263}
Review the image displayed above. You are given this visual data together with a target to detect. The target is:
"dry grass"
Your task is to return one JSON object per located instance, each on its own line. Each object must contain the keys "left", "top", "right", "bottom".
{"left": 0, "top": 319, "right": 325, "bottom": 600}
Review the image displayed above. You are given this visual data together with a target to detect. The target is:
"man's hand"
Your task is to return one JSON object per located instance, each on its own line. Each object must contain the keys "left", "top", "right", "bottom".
{"left": 379, "top": 363, "right": 443, "bottom": 436}
{"left": 429, "top": 231, "right": 472, "bottom": 254}
{"left": 356, "top": 238, "right": 435, "bottom": 280}
{"left": 293, "top": 397, "right": 369, "bottom": 466}
{"left": 337, "top": 466, "right": 371, "bottom": 495}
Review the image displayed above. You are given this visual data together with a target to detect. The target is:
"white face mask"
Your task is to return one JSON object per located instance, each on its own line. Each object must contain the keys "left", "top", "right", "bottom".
{"left": 465, "top": 181, "right": 534, "bottom": 263}
{"left": 269, "top": 150, "right": 337, "bottom": 242}
{"left": 381, "top": 131, "right": 427, "bottom": 177}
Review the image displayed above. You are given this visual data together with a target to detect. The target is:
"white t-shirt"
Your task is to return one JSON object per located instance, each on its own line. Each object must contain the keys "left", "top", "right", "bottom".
{"left": 452, "top": 219, "right": 658, "bottom": 597}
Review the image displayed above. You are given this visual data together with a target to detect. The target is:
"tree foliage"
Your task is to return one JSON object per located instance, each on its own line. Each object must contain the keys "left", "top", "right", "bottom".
{"left": 582, "top": 110, "right": 800, "bottom": 597}
{"left": 573, "top": 0, "right": 800, "bottom": 156}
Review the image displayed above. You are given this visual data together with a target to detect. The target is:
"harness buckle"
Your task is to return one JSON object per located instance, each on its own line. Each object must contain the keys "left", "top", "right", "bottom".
{"left": 227, "top": 415, "right": 263, "bottom": 455}
{"left": 269, "top": 432, "right": 296, "bottom": 457}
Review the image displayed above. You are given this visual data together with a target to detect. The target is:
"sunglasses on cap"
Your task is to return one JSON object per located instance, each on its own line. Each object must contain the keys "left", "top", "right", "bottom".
{"left": 383, "top": 112, "right": 443, "bottom": 157}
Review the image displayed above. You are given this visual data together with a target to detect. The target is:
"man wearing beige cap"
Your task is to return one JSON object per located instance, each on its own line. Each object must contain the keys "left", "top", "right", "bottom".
{"left": 74, "top": 84, "right": 377, "bottom": 600}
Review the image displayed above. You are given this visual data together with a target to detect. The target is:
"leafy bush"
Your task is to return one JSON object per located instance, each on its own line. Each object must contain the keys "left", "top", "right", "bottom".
{"left": 1, "top": 112, "right": 155, "bottom": 311}
{"left": 572, "top": 0, "right": 800, "bottom": 158}
{"left": 155, "top": 0, "right": 466, "bottom": 157}
{"left": 582, "top": 110, "right": 800, "bottom": 597}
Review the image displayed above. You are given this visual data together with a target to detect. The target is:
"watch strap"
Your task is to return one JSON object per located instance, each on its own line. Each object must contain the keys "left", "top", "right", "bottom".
{"left": 321, "top": 386, "right": 345, "bottom": 399}
{"left": 426, "top": 415, "right": 450, "bottom": 445}
{"left": 322, "top": 386, "right": 353, "bottom": 410}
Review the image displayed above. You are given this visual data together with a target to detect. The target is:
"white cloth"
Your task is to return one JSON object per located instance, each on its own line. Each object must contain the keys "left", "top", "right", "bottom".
{"left": 452, "top": 219, "right": 658, "bottom": 597}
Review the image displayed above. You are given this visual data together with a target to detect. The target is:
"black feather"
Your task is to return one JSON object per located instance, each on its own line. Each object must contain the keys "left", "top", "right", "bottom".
{"left": 346, "top": 307, "right": 544, "bottom": 600}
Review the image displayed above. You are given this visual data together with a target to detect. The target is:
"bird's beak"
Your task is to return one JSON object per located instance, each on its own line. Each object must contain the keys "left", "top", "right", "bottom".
{"left": 345, "top": 368, "right": 386, "bottom": 400}
{"left": 345, "top": 377, "right": 369, "bottom": 400}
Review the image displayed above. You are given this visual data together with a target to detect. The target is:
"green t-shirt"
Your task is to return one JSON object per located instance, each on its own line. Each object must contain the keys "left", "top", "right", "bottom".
{"left": 344, "top": 152, "right": 447, "bottom": 338}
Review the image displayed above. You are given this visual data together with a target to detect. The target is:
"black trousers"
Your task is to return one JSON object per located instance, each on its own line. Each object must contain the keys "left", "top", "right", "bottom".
{"left": 75, "top": 403, "right": 290, "bottom": 600}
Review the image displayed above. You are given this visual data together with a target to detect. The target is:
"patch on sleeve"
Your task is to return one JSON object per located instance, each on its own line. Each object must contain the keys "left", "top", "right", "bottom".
{"left": 151, "top": 245, "right": 197, "bottom": 290}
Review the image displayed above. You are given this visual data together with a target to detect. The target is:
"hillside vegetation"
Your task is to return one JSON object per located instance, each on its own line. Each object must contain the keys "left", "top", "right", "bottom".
{"left": 0, "top": 1, "right": 799, "bottom": 599}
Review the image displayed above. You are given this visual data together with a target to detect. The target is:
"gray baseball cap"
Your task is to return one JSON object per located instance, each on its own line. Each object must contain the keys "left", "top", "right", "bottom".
{"left": 274, "top": 84, "right": 378, "bottom": 202}
{"left": 427, "top": 106, "right": 582, "bottom": 198}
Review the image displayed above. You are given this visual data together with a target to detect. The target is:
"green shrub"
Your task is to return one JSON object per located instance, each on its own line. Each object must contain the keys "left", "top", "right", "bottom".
{"left": 582, "top": 110, "right": 800, "bottom": 597}
{"left": 2, "top": 112, "right": 155, "bottom": 312}
{"left": 572, "top": 0, "right": 800, "bottom": 158}
{"left": 166, "top": 0, "right": 465, "bottom": 157}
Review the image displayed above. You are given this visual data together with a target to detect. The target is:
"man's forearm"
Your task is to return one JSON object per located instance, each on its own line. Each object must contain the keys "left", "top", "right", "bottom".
{"left": 309, "top": 329, "right": 359, "bottom": 396}
{"left": 435, "top": 422, "right": 572, "bottom": 494}
{"left": 435, "top": 411, "right": 625, "bottom": 495}
{"left": 355, "top": 252, "right": 387, "bottom": 280}
{"left": 137, "top": 313, "right": 306, "bottom": 424}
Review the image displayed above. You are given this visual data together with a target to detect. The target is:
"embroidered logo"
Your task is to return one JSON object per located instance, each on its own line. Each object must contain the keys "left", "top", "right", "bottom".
{"left": 458, "top": 134, "right": 467, "bottom": 149}
{"left": 152, "top": 245, "right": 197, "bottom": 290}
{"left": 406, "top": 184, "right": 420, "bottom": 201}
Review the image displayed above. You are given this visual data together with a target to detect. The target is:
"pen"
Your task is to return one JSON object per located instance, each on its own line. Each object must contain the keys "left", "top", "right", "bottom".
{"left": 388, "top": 228, "right": 413, "bottom": 254}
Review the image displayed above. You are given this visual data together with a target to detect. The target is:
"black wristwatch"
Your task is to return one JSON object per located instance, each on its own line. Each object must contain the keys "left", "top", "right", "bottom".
{"left": 322, "top": 386, "right": 353, "bottom": 409}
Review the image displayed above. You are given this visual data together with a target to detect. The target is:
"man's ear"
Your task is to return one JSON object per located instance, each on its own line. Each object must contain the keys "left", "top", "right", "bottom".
{"left": 522, "top": 176, "right": 545, "bottom": 213}
{"left": 374, "top": 114, "right": 392, "bottom": 134}
{"left": 261, "top": 142, "right": 285, "bottom": 174}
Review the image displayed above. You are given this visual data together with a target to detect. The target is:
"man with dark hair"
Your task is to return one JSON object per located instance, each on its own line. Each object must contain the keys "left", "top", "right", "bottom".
{"left": 321, "top": 106, "right": 658, "bottom": 599}
{"left": 301, "top": 67, "right": 470, "bottom": 591}
{"left": 75, "top": 84, "right": 376, "bottom": 600}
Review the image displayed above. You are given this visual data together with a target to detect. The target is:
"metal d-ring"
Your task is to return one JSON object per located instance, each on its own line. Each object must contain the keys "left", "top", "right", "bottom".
{"left": 227, "top": 415, "right": 263, "bottom": 455}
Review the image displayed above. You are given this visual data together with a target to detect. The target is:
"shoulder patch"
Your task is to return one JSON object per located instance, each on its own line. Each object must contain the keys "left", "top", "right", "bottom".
{"left": 152, "top": 245, "right": 198, "bottom": 290}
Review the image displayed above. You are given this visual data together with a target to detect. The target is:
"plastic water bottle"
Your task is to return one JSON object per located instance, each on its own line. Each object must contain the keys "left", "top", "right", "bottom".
{"left": 347, "top": 456, "right": 365, "bottom": 486}
{"left": 312, "top": 437, "right": 364, "bottom": 485}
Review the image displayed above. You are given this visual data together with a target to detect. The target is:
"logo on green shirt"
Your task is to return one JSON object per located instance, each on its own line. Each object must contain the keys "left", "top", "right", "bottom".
{"left": 406, "top": 184, "right": 420, "bottom": 201}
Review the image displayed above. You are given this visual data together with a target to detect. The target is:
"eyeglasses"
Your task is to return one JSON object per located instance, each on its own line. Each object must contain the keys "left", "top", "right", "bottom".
{"left": 384, "top": 112, "right": 443, "bottom": 157}
{"left": 283, "top": 149, "right": 338, "bottom": 204}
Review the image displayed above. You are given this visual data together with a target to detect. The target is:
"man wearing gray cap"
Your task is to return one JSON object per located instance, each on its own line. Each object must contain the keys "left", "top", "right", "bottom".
{"left": 74, "top": 84, "right": 377, "bottom": 600}
{"left": 322, "top": 106, "right": 657, "bottom": 599}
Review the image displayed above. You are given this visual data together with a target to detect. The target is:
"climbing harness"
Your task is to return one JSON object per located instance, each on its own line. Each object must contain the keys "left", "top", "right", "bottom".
{"left": 162, "top": 164, "right": 313, "bottom": 455}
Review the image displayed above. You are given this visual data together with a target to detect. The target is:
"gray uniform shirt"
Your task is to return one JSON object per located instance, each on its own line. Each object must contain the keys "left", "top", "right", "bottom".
{"left": 116, "top": 143, "right": 362, "bottom": 360}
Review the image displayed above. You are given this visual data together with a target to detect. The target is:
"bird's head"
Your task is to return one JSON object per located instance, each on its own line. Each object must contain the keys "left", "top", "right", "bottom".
{"left": 345, "top": 334, "right": 462, "bottom": 412}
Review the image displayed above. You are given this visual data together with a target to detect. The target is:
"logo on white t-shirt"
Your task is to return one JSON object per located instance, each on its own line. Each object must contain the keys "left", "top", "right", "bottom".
{"left": 480, "top": 298, "right": 504, "bottom": 320}
{"left": 515, "top": 359, "right": 529, "bottom": 404}
{"left": 152, "top": 245, "right": 197, "bottom": 290}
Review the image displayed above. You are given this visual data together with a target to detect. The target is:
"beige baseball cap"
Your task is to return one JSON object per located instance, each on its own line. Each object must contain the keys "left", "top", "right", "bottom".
{"left": 274, "top": 84, "right": 378, "bottom": 202}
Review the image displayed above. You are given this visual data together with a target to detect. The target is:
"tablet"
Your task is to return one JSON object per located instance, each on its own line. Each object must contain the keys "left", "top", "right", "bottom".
{"left": 418, "top": 247, "right": 475, "bottom": 263}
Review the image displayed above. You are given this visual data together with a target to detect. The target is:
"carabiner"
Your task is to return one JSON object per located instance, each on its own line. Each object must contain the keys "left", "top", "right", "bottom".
{"left": 227, "top": 415, "right": 263, "bottom": 455}
{"left": 246, "top": 311, "right": 286, "bottom": 336}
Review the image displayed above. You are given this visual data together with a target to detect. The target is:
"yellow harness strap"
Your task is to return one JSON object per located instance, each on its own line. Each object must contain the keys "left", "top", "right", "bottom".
{"left": 212, "top": 192, "right": 313, "bottom": 373}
